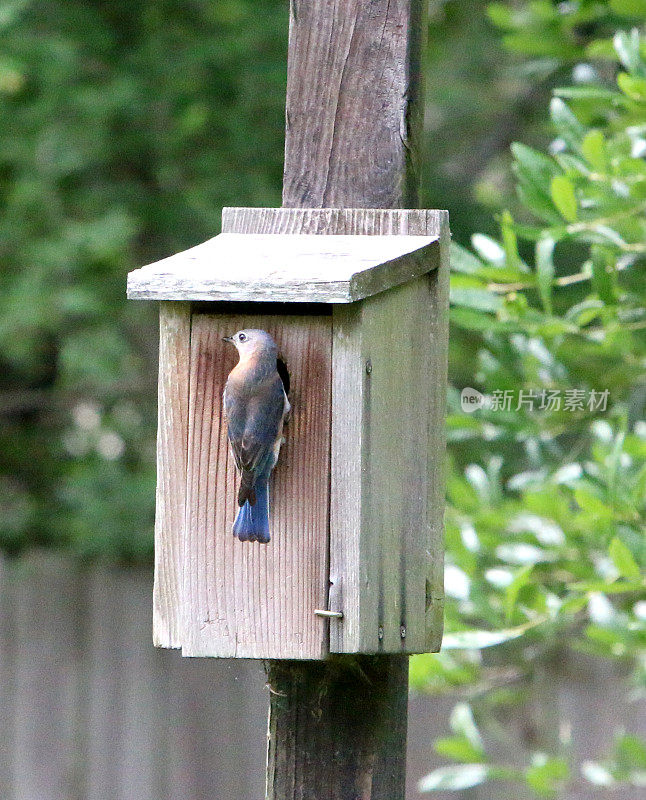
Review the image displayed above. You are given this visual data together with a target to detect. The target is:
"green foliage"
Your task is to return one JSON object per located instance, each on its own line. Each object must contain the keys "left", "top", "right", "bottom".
{"left": 417, "top": 2, "right": 645, "bottom": 796}
{"left": 0, "top": 2, "right": 643, "bottom": 794}
{"left": 0, "top": 0, "right": 288, "bottom": 559}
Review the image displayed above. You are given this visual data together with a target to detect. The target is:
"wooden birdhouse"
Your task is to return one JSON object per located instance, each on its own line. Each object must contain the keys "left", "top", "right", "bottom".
{"left": 127, "top": 207, "right": 449, "bottom": 660}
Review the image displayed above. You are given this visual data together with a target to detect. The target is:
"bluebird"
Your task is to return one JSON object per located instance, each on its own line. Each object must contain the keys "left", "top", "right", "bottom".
{"left": 222, "top": 329, "right": 290, "bottom": 543}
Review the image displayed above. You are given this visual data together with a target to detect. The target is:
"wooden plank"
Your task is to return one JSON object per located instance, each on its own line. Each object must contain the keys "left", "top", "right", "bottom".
{"left": 327, "top": 303, "right": 363, "bottom": 652}
{"left": 181, "top": 312, "right": 331, "bottom": 659}
{"left": 126, "top": 232, "right": 439, "bottom": 303}
{"left": 331, "top": 278, "right": 440, "bottom": 654}
{"left": 86, "top": 565, "right": 128, "bottom": 799}
{"left": 12, "top": 553, "right": 83, "bottom": 800}
{"left": 282, "top": 1, "right": 425, "bottom": 207}
{"left": 153, "top": 302, "right": 191, "bottom": 649}
{"left": 120, "top": 568, "right": 162, "bottom": 800}
{"left": 167, "top": 657, "right": 267, "bottom": 800}
{"left": 364, "top": 279, "right": 430, "bottom": 654}
{"left": 0, "top": 554, "right": 15, "bottom": 800}
{"left": 222, "top": 206, "right": 441, "bottom": 236}
{"left": 424, "top": 212, "right": 450, "bottom": 652}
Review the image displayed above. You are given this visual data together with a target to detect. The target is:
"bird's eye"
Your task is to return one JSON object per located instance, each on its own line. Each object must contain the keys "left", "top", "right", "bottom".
{"left": 238, "top": 333, "right": 247, "bottom": 342}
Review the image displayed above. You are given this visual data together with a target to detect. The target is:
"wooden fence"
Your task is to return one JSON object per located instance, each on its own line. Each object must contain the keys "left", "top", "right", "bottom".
{"left": 0, "top": 552, "right": 641, "bottom": 800}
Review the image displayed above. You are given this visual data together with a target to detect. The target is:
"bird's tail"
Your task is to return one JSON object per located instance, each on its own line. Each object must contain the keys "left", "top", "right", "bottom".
{"left": 233, "top": 479, "right": 270, "bottom": 543}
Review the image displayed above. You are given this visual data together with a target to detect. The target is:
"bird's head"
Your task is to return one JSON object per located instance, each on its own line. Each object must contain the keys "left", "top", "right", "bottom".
{"left": 222, "top": 329, "right": 277, "bottom": 362}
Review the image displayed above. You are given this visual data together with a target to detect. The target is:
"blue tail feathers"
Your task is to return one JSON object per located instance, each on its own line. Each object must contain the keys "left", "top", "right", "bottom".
{"left": 233, "top": 480, "right": 270, "bottom": 543}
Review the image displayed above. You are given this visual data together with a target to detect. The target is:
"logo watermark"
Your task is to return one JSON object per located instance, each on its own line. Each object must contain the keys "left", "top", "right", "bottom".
{"left": 461, "top": 387, "right": 486, "bottom": 412}
{"left": 460, "top": 387, "right": 609, "bottom": 413}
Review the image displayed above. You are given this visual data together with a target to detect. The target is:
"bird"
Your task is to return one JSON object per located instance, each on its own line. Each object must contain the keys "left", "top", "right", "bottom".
{"left": 222, "top": 329, "right": 290, "bottom": 543}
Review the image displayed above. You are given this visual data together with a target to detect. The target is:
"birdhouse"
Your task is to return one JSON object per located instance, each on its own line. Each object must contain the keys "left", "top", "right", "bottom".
{"left": 127, "top": 207, "right": 449, "bottom": 660}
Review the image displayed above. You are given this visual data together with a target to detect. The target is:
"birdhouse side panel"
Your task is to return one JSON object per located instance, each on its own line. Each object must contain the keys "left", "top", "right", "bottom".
{"left": 330, "top": 275, "right": 445, "bottom": 655}
{"left": 153, "top": 301, "right": 191, "bottom": 649}
{"left": 181, "top": 311, "right": 332, "bottom": 659}
{"left": 425, "top": 220, "right": 450, "bottom": 653}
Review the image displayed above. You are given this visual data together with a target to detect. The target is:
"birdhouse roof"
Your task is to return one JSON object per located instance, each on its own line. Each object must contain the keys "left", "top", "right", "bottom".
{"left": 127, "top": 232, "right": 439, "bottom": 303}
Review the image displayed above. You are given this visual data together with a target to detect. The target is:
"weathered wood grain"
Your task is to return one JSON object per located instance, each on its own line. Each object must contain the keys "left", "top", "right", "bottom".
{"left": 153, "top": 302, "right": 191, "bottom": 649}
{"left": 0, "top": 555, "right": 12, "bottom": 800}
{"left": 366, "top": 277, "right": 437, "bottom": 654}
{"left": 329, "top": 212, "right": 448, "bottom": 655}
{"left": 330, "top": 278, "right": 446, "bottom": 654}
{"left": 282, "top": 1, "right": 426, "bottom": 207}
{"left": 181, "top": 312, "right": 331, "bottom": 659}
{"left": 11, "top": 554, "right": 83, "bottom": 800}
{"left": 126, "top": 232, "right": 439, "bottom": 303}
{"left": 87, "top": 566, "right": 159, "bottom": 800}
{"left": 424, "top": 211, "right": 450, "bottom": 652}
{"left": 327, "top": 302, "right": 363, "bottom": 652}
{"left": 267, "top": 656, "right": 409, "bottom": 800}
{"left": 222, "top": 206, "right": 443, "bottom": 236}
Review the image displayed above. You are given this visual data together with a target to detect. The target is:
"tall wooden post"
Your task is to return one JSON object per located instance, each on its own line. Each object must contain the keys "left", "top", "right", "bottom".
{"left": 267, "top": 2, "right": 427, "bottom": 798}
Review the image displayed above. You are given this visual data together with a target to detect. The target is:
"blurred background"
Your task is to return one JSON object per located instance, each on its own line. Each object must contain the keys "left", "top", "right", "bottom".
{"left": 0, "top": 1, "right": 644, "bottom": 798}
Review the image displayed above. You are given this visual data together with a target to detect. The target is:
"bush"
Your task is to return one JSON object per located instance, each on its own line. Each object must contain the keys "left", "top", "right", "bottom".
{"left": 415, "top": 2, "right": 646, "bottom": 796}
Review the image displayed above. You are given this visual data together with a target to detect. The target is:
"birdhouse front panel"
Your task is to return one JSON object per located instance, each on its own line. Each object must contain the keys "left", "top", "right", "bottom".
{"left": 181, "top": 308, "right": 331, "bottom": 659}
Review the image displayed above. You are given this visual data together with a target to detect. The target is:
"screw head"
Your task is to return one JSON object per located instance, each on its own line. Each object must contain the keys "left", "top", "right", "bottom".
{"left": 365, "top": 359, "right": 372, "bottom": 375}
{"left": 400, "top": 625, "right": 407, "bottom": 639}
{"left": 378, "top": 625, "right": 384, "bottom": 640}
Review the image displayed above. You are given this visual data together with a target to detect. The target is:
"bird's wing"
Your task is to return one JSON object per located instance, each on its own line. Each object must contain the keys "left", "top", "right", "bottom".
{"left": 226, "top": 375, "right": 285, "bottom": 477}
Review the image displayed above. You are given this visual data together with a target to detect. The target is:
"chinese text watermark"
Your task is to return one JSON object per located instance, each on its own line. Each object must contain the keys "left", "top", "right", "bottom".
{"left": 461, "top": 387, "right": 609, "bottom": 414}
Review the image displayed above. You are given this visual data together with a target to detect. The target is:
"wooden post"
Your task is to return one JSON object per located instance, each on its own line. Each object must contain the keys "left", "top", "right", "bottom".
{"left": 267, "top": 1, "right": 431, "bottom": 798}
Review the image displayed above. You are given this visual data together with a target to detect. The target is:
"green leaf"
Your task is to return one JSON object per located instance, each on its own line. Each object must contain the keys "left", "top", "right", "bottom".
{"left": 535, "top": 237, "right": 556, "bottom": 314}
{"left": 553, "top": 86, "right": 620, "bottom": 101}
{"left": 487, "top": 3, "right": 515, "bottom": 29}
{"left": 505, "top": 565, "right": 534, "bottom": 621}
{"left": 517, "top": 183, "right": 562, "bottom": 224}
{"left": 450, "top": 287, "right": 502, "bottom": 312}
{"left": 526, "top": 756, "right": 569, "bottom": 796}
{"left": 418, "top": 764, "right": 491, "bottom": 792}
{"left": 586, "top": 38, "right": 620, "bottom": 60}
{"left": 441, "top": 619, "right": 546, "bottom": 649}
{"left": 582, "top": 130, "right": 607, "bottom": 172}
{"left": 550, "top": 175, "right": 578, "bottom": 222}
{"left": 512, "top": 142, "right": 559, "bottom": 188}
{"left": 450, "top": 307, "right": 521, "bottom": 332}
{"left": 591, "top": 246, "right": 616, "bottom": 304}
{"left": 574, "top": 488, "right": 613, "bottom": 519}
{"left": 500, "top": 210, "right": 521, "bottom": 272}
{"left": 550, "top": 98, "right": 585, "bottom": 149}
{"left": 618, "top": 71, "right": 646, "bottom": 101}
{"left": 616, "top": 733, "right": 646, "bottom": 770}
{"left": 472, "top": 233, "right": 506, "bottom": 265}
{"left": 449, "top": 703, "right": 483, "bottom": 750}
{"left": 614, "top": 29, "right": 641, "bottom": 73}
{"left": 451, "top": 242, "right": 486, "bottom": 275}
{"left": 609, "top": 536, "right": 641, "bottom": 579}
{"left": 503, "top": 32, "right": 574, "bottom": 59}
{"left": 434, "top": 736, "right": 484, "bottom": 763}
{"left": 571, "top": 580, "right": 646, "bottom": 593}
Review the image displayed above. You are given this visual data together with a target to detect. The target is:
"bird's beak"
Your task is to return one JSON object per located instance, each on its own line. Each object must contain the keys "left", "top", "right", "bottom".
{"left": 222, "top": 336, "right": 233, "bottom": 343}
